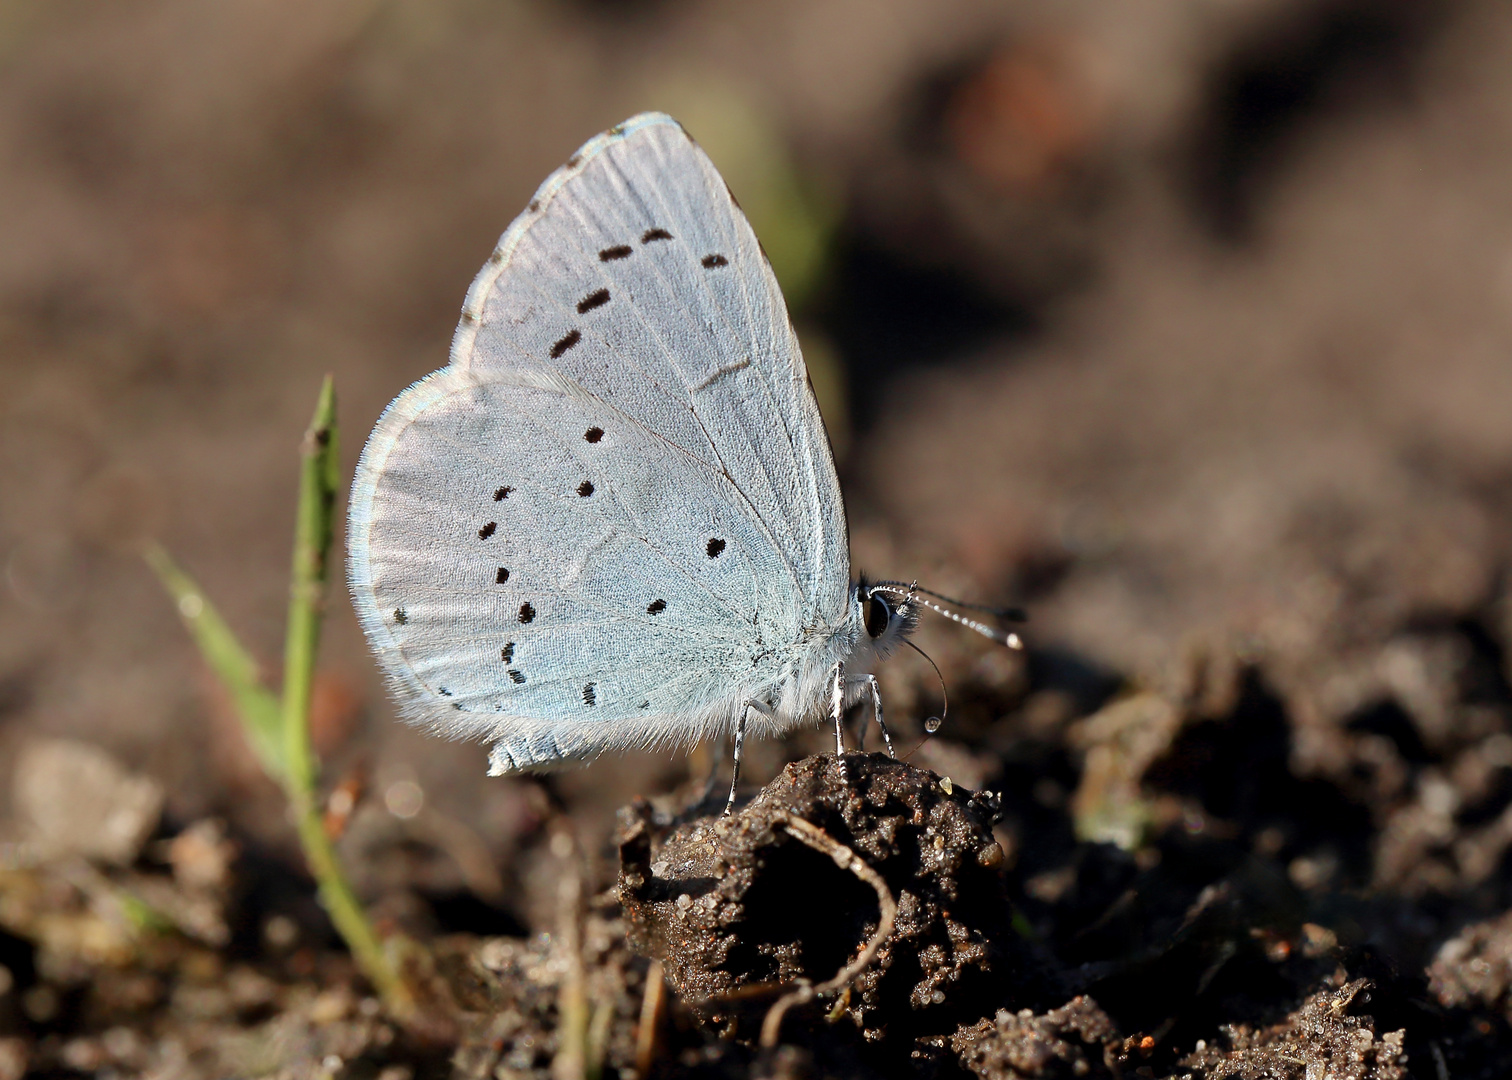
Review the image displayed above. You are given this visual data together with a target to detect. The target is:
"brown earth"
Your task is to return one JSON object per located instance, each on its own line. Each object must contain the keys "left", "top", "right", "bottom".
{"left": 4, "top": 0, "right": 1512, "bottom": 1076}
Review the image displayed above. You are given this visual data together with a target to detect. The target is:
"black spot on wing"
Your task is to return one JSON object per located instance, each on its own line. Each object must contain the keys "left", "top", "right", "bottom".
{"left": 527, "top": 199, "right": 540, "bottom": 213}
{"left": 583, "top": 683, "right": 597, "bottom": 706}
{"left": 647, "top": 599, "right": 666, "bottom": 615}
{"left": 584, "top": 427, "right": 604, "bottom": 443}
{"left": 393, "top": 608, "right": 407, "bottom": 625}
{"left": 479, "top": 522, "right": 497, "bottom": 540}
{"left": 494, "top": 486, "right": 513, "bottom": 501}
{"left": 706, "top": 537, "right": 726, "bottom": 558}
{"left": 550, "top": 330, "right": 581, "bottom": 358}
{"left": 641, "top": 227, "right": 673, "bottom": 243}
{"left": 577, "top": 481, "right": 594, "bottom": 497}
{"left": 438, "top": 687, "right": 452, "bottom": 697}
{"left": 496, "top": 567, "right": 510, "bottom": 585}
{"left": 509, "top": 669, "right": 525, "bottom": 684}
{"left": 577, "top": 288, "right": 610, "bottom": 314}
{"left": 518, "top": 602, "right": 536, "bottom": 624}
{"left": 599, "top": 245, "right": 632, "bottom": 261}
{"left": 501, "top": 642, "right": 515, "bottom": 663}
{"left": 566, "top": 153, "right": 582, "bottom": 168}
{"left": 701, "top": 254, "right": 728, "bottom": 268}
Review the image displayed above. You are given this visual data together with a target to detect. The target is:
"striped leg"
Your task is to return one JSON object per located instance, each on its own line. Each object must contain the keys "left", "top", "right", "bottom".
{"left": 724, "top": 701, "right": 772, "bottom": 816}
{"left": 859, "top": 674, "right": 894, "bottom": 756}
{"left": 831, "top": 661, "right": 846, "bottom": 755}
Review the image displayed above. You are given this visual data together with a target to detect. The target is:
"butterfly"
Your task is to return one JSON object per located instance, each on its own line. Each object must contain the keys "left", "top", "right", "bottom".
{"left": 347, "top": 112, "right": 1017, "bottom": 809}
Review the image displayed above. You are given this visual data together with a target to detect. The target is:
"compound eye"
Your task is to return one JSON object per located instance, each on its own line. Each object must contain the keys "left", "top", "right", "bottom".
{"left": 864, "top": 592, "right": 893, "bottom": 639}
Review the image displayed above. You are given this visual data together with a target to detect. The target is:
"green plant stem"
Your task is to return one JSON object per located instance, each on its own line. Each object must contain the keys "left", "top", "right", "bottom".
{"left": 282, "top": 375, "right": 340, "bottom": 800}
{"left": 279, "top": 376, "right": 415, "bottom": 1019}
{"left": 289, "top": 789, "right": 414, "bottom": 1014}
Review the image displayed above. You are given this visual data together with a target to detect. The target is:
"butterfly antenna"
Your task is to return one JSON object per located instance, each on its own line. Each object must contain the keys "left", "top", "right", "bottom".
{"left": 902, "top": 637, "right": 948, "bottom": 760}
{"left": 873, "top": 580, "right": 1028, "bottom": 622}
{"left": 869, "top": 581, "right": 1025, "bottom": 649}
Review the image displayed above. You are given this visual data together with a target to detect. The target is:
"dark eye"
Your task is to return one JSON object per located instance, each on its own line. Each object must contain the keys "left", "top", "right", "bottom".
{"left": 864, "top": 592, "right": 892, "bottom": 639}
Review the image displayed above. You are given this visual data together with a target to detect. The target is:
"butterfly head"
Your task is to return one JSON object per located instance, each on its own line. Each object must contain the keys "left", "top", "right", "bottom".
{"left": 856, "top": 579, "right": 1027, "bottom": 652}
{"left": 854, "top": 576, "right": 919, "bottom": 661}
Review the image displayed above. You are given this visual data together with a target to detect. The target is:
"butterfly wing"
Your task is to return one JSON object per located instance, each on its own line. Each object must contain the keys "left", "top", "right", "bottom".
{"left": 348, "top": 114, "right": 851, "bottom": 769}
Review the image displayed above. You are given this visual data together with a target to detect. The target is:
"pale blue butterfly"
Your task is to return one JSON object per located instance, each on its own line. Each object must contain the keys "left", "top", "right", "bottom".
{"left": 346, "top": 113, "right": 1013, "bottom": 809}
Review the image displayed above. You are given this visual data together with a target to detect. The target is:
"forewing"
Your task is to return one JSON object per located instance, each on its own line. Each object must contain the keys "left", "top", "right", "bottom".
{"left": 452, "top": 113, "right": 848, "bottom": 625}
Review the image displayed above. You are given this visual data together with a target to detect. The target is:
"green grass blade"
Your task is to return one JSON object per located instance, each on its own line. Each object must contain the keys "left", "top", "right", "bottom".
{"left": 151, "top": 375, "right": 415, "bottom": 1020}
{"left": 143, "top": 543, "right": 285, "bottom": 780}
{"left": 277, "top": 376, "right": 416, "bottom": 1018}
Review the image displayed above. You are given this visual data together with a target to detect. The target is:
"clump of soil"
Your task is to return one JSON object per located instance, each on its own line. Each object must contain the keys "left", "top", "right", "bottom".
{"left": 617, "top": 754, "right": 1056, "bottom": 1053}
{"left": 1175, "top": 979, "right": 1408, "bottom": 1080}
{"left": 950, "top": 997, "right": 1122, "bottom": 1080}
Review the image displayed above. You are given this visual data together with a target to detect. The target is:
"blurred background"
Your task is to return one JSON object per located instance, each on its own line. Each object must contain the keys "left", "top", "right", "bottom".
{"left": 3, "top": 0, "right": 1512, "bottom": 929}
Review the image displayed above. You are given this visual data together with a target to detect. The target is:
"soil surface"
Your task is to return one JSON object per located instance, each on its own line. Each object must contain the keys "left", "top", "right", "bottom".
{"left": 4, "top": 0, "right": 1512, "bottom": 1077}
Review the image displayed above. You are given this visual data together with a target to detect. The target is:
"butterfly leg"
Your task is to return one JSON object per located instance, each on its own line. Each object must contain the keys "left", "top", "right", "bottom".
{"left": 845, "top": 675, "right": 894, "bottom": 756}
{"left": 831, "top": 660, "right": 847, "bottom": 755}
{"left": 725, "top": 701, "right": 772, "bottom": 816}
{"left": 858, "top": 674, "right": 894, "bottom": 757}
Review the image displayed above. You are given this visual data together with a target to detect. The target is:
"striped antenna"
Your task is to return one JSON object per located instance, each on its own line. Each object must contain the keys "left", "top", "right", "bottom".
{"left": 867, "top": 581, "right": 1025, "bottom": 649}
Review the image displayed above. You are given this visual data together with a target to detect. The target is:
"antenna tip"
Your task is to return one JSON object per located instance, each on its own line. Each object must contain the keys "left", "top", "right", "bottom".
{"left": 1005, "top": 632, "right": 1024, "bottom": 650}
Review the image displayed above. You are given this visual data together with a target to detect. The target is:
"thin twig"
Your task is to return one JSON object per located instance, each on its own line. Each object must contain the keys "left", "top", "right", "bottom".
{"left": 552, "top": 822, "right": 607, "bottom": 1080}
{"left": 759, "top": 815, "right": 897, "bottom": 1049}
{"left": 635, "top": 958, "right": 667, "bottom": 1077}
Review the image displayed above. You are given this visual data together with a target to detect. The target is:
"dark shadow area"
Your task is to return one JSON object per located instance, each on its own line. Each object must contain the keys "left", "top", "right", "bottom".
{"left": 1347, "top": 697, "right": 1435, "bottom": 765}
{"left": 421, "top": 890, "right": 529, "bottom": 939}
{"left": 1440, "top": 1009, "right": 1512, "bottom": 1080}
{"left": 1186, "top": 0, "right": 1455, "bottom": 240}
{"left": 1025, "top": 645, "right": 1124, "bottom": 718}
{"left": 1145, "top": 668, "right": 1377, "bottom": 882}
{"left": 0, "top": 672, "right": 32, "bottom": 722}
{"left": 724, "top": 835, "right": 880, "bottom": 988}
{"left": 1450, "top": 614, "right": 1512, "bottom": 706}
{"left": 0, "top": 928, "right": 37, "bottom": 999}
{"left": 1007, "top": 548, "right": 1078, "bottom": 607}
{"left": 819, "top": 232, "right": 1039, "bottom": 434}
{"left": 1459, "top": 763, "right": 1512, "bottom": 830}
{"left": 227, "top": 843, "right": 335, "bottom": 959}
{"left": 1088, "top": 900, "right": 1309, "bottom": 1058}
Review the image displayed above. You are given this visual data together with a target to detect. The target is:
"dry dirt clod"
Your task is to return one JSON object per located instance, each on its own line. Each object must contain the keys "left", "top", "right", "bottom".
{"left": 1429, "top": 909, "right": 1512, "bottom": 1012}
{"left": 1177, "top": 978, "right": 1408, "bottom": 1080}
{"left": 617, "top": 752, "right": 1057, "bottom": 1054}
{"left": 13, "top": 738, "right": 165, "bottom": 865}
{"left": 950, "top": 995, "right": 1122, "bottom": 1079}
